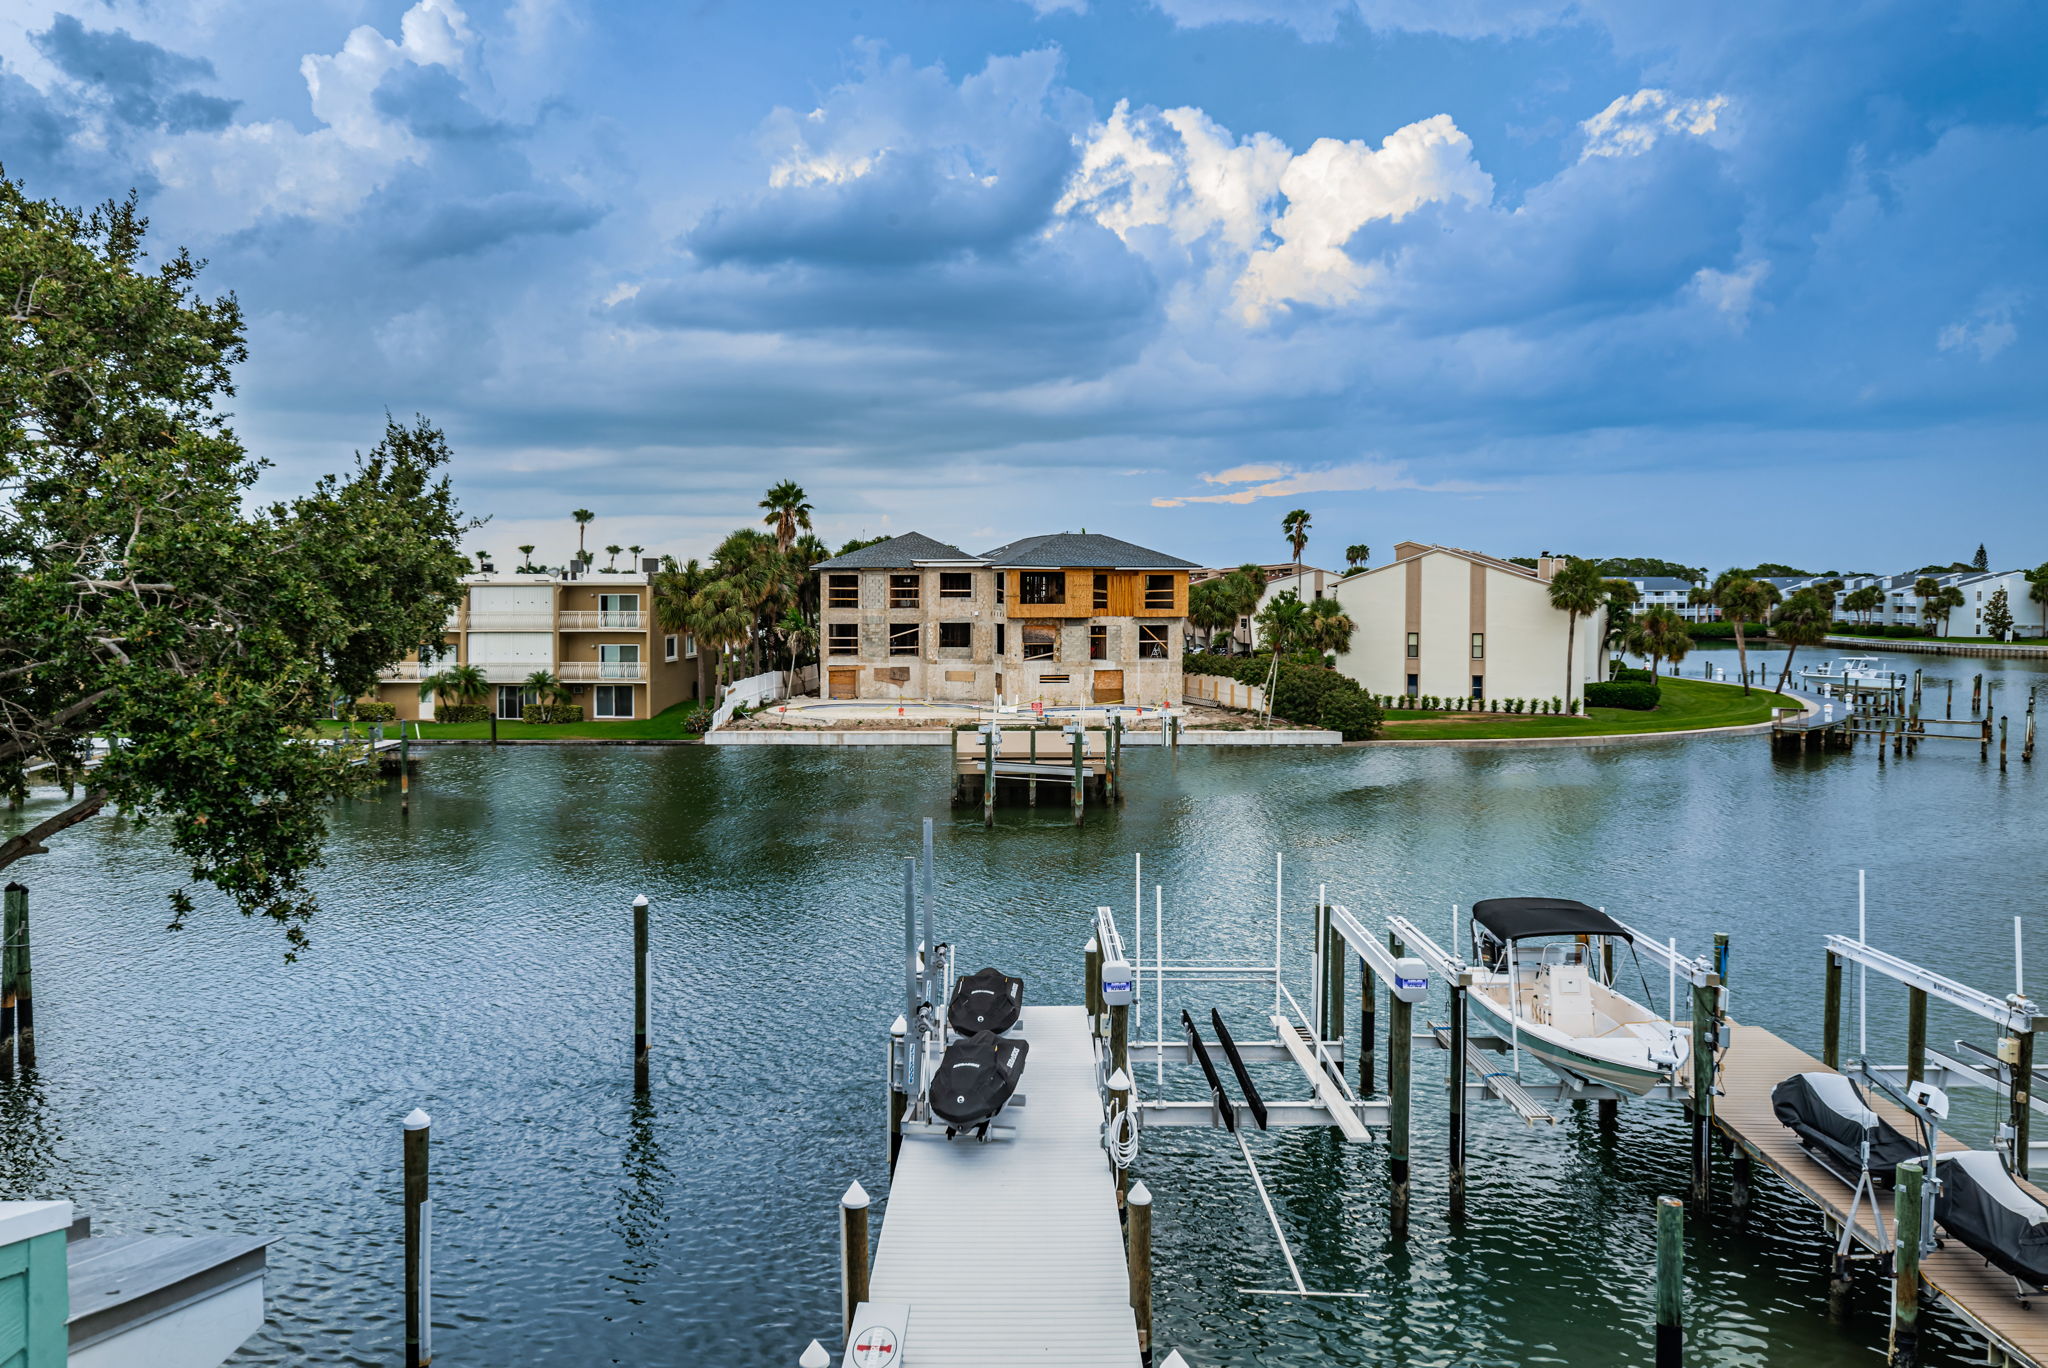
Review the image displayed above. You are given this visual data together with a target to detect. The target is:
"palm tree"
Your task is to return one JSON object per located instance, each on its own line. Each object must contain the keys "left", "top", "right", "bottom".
{"left": 1704, "top": 572, "right": 1776, "bottom": 695}
{"left": 1256, "top": 589, "right": 1308, "bottom": 656}
{"left": 653, "top": 556, "right": 717, "bottom": 702}
{"left": 776, "top": 606, "right": 817, "bottom": 689}
{"left": 423, "top": 662, "right": 495, "bottom": 742}
{"left": 1281, "top": 509, "right": 1311, "bottom": 589}
{"left": 1187, "top": 580, "right": 1235, "bottom": 651}
{"left": 473, "top": 550, "right": 493, "bottom": 571}
{"left": 573, "top": 509, "right": 595, "bottom": 559}
{"left": 1771, "top": 590, "right": 1830, "bottom": 692}
{"left": 694, "top": 580, "right": 754, "bottom": 693}
{"left": 760, "top": 480, "right": 813, "bottom": 552}
{"left": 1913, "top": 576, "right": 1943, "bottom": 632}
{"left": 1636, "top": 605, "right": 1687, "bottom": 678}
{"left": 1600, "top": 578, "right": 1639, "bottom": 671}
{"left": 627, "top": 544, "right": 644, "bottom": 570}
{"left": 516, "top": 544, "right": 537, "bottom": 572}
{"left": 1547, "top": 557, "right": 1606, "bottom": 712}
{"left": 1931, "top": 585, "right": 1965, "bottom": 637}
{"left": 1344, "top": 544, "right": 1370, "bottom": 573}
{"left": 1841, "top": 585, "right": 1879, "bottom": 629}
{"left": 1301, "top": 597, "right": 1356, "bottom": 660}
{"left": 605, "top": 544, "right": 623, "bottom": 571}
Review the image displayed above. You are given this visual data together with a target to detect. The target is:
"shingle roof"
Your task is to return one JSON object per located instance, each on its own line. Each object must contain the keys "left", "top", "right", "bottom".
{"left": 811, "top": 531, "right": 979, "bottom": 570}
{"left": 979, "top": 532, "right": 1198, "bottom": 570}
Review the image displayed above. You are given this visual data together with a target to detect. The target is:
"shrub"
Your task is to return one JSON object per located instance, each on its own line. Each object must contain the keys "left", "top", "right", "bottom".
{"left": 1586, "top": 680, "right": 1661, "bottom": 710}
{"left": 521, "top": 703, "right": 585, "bottom": 724}
{"left": 1611, "top": 665, "right": 1655, "bottom": 684}
{"left": 1317, "top": 688, "right": 1382, "bottom": 741}
{"left": 352, "top": 701, "right": 397, "bottom": 722}
{"left": 435, "top": 703, "right": 491, "bottom": 724}
{"left": 1684, "top": 622, "right": 1768, "bottom": 640}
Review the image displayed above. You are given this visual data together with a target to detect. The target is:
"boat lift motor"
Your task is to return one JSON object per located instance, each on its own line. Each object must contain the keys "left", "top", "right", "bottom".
{"left": 1390, "top": 957, "right": 1429, "bottom": 1004}
{"left": 1102, "top": 955, "right": 1135, "bottom": 1008}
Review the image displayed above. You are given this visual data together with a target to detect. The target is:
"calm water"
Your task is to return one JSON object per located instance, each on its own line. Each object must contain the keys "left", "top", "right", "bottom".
{"left": 2, "top": 646, "right": 2044, "bottom": 1367}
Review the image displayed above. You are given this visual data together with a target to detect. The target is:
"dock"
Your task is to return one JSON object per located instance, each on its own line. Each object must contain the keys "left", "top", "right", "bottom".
{"left": 951, "top": 722, "right": 1140, "bottom": 825}
{"left": 869, "top": 1004, "right": 1142, "bottom": 1367}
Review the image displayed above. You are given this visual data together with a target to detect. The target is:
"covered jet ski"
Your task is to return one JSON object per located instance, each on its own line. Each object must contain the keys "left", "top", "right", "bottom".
{"left": 949, "top": 966, "right": 1023, "bottom": 1036}
{"left": 1936, "top": 1151, "right": 2048, "bottom": 1288}
{"left": 928, "top": 1031, "right": 1030, "bottom": 1133}
{"left": 1771, "top": 1072, "right": 1922, "bottom": 1184}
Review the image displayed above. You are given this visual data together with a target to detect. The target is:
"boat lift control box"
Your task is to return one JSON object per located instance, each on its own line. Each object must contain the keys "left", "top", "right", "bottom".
{"left": 1101, "top": 956, "right": 1135, "bottom": 1007}
{"left": 1391, "top": 957, "right": 1429, "bottom": 1004}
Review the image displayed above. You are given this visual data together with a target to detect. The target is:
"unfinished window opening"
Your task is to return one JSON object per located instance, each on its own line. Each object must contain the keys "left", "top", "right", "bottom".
{"left": 1090, "top": 624, "right": 1108, "bottom": 660}
{"left": 1471, "top": 632, "right": 1485, "bottom": 660}
{"left": 1019, "top": 572, "right": 1066, "bottom": 605}
{"left": 828, "top": 623, "right": 858, "bottom": 656}
{"left": 1144, "top": 574, "right": 1175, "bottom": 610}
{"left": 1406, "top": 632, "right": 1420, "bottom": 658}
{"left": 939, "top": 572, "right": 974, "bottom": 599}
{"left": 938, "top": 621, "right": 972, "bottom": 649}
{"left": 1038, "top": 674, "right": 1070, "bottom": 684}
{"left": 1138, "top": 623, "right": 1169, "bottom": 659}
{"left": 996, "top": 574, "right": 1005, "bottom": 605}
{"left": 827, "top": 574, "right": 859, "bottom": 608}
{"left": 995, "top": 624, "right": 1006, "bottom": 655}
{"left": 889, "top": 574, "right": 920, "bottom": 608}
{"left": 1022, "top": 622, "right": 1056, "bottom": 661}
{"left": 1093, "top": 573, "right": 1109, "bottom": 610}
{"left": 888, "top": 623, "right": 919, "bottom": 656}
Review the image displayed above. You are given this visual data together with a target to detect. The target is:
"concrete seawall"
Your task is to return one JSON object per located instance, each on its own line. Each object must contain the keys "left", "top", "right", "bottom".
{"left": 705, "top": 727, "right": 1342, "bottom": 746}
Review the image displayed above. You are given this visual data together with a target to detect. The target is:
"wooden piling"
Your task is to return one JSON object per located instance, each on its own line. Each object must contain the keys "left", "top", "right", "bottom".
{"left": 1891, "top": 1160, "right": 1923, "bottom": 1366}
{"left": 1690, "top": 975, "right": 1718, "bottom": 1206}
{"left": 1946, "top": 680, "right": 1953, "bottom": 719}
{"left": 983, "top": 729, "right": 996, "bottom": 827}
{"left": 1071, "top": 730, "right": 1085, "bottom": 827}
{"left": 1358, "top": 954, "right": 1377, "bottom": 1095}
{"left": 1448, "top": 979, "right": 1467, "bottom": 1223}
{"left": 1906, "top": 987, "right": 1927, "bottom": 1087}
{"left": 887, "top": 1018, "right": 906, "bottom": 1172}
{"left": 633, "top": 894, "right": 651, "bottom": 1091}
{"left": 0, "top": 882, "right": 19, "bottom": 1077}
{"left": 1730, "top": 1149, "right": 1753, "bottom": 1215}
{"left": 10, "top": 882, "right": 30, "bottom": 1072}
{"left": 1974, "top": 673, "right": 1984, "bottom": 714}
{"left": 1823, "top": 951, "right": 1843, "bottom": 1070}
{"left": 1323, "top": 918, "right": 1345, "bottom": 1083}
{"left": 2000, "top": 716, "right": 2008, "bottom": 771}
{"left": 840, "top": 1181, "right": 871, "bottom": 1336}
{"left": 1388, "top": 931, "right": 1412, "bottom": 1238}
{"left": 1983, "top": 717, "right": 1992, "bottom": 762}
{"left": 2025, "top": 694, "right": 2036, "bottom": 762}
{"left": 1110, "top": 1002, "right": 1130, "bottom": 1083}
{"left": 1108, "top": 1068, "right": 1132, "bottom": 1212}
{"left": 1655, "top": 1195, "right": 1683, "bottom": 1368}
{"left": 1029, "top": 728, "right": 1038, "bottom": 806}
{"left": 1107, "top": 716, "right": 1120, "bottom": 805}
{"left": 2013, "top": 1028, "right": 2034, "bottom": 1180}
{"left": 1085, "top": 936, "right": 1104, "bottom": 1029}
{"left": 403, "top": 1108, "right": 432, "bottom": 1368}
{"left": 1127, "top": 1180, "right": 1153, "bottom": 1364}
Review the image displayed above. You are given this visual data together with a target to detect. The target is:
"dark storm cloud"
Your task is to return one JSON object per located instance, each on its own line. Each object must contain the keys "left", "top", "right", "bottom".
{"left": 31, "top": 13, "right": 238, "bottom": 132}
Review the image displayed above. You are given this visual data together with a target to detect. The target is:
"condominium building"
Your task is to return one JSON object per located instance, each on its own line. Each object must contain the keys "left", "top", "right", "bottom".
{"left": 812, "top": 531, "right": 1197, "bottom": 707}
{"left": 370, "top": 558, "right": 697, "bottom": 721}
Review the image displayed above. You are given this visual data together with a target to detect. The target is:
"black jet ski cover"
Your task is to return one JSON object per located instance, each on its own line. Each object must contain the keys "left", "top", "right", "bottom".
{"left": 1936, "top": 1150, "right": 2048, "bottom": 1288}
{"left": 1770, "top": 1072, "right": 1921, "bottom": 1183}
{"left": 949, "top": 967, "right": 1024, "bottom": 1036}
{"left": 928, "top": 1031, "right": 1030, "bottom": 1130}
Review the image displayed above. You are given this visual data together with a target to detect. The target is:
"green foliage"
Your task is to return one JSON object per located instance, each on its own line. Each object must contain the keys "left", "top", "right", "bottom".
{"left": 1830, "top": 622, "right": 1930, "bottom": 639}
{"left": 351, "top": 702, "right": 398, "bottom": 722}
{"left": 1910, "top": 561, "right": 1975, "bottom": 576}
{"left": 1183, "top": 651, "right": 1380, "bottom": 739}
{"left": 1984, "top": 587, "right": 2015, "bottom": 638}
{"left": 520, "top": 704, "right": 585, "bottom": 724}
{"left": 1726, "top": 563, "right": 1810, "bottom": 578}
{"left": 1683, "top": 621, "right": 1770, "bottom": 639}
{"left": 1316, "top": 688, "right": 1381, "bottom": 741}
{"left": 434, "top": 703, "right": 492, "bottom": 724}
{"left": 1586, "top": 680, "right": 1662, "bottom": 710}
{"left": 0, "top": 178, "right": 472, "bottom": 952}
{"left": 1593, "top": 557, "right": 1706, "bottom": 580}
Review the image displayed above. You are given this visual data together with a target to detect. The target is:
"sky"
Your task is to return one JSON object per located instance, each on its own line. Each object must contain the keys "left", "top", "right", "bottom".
{"left": 2, "top": 0, "right": 2042, "bottom": 575}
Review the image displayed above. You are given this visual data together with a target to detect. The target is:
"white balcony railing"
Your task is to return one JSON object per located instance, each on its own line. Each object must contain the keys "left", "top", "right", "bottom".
{"left": 560, "top": 660, "right": 644, "bottom": 681}
{"left": 466, "top": 611, "right": 557, "bottom": 631}
{"left": 378, "top": 661, "right": 432, "bottom": 681}
{"left": 467, "top": 660, "right": 556, "bottom": 683}
{"left": 559, "top": 610, "right": 646, "bottom": 630}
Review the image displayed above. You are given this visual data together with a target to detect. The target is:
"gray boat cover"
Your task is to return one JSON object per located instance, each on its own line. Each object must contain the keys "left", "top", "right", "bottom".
{"left": 1770, "top": 1072, "right": 1920, "bottom": 1183}
{"left": 1935, "top": 1150, "right": 2048, "bottom": 1287}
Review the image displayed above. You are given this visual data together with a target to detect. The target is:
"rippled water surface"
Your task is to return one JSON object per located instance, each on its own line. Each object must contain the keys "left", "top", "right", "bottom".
{"left": 2, "top": 646, "right": 2043, "bottom": 1366}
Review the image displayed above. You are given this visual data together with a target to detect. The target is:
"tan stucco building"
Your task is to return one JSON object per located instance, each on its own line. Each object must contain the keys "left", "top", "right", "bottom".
{"left": 813, "top": 531, "right": 1197, "bottom": 707}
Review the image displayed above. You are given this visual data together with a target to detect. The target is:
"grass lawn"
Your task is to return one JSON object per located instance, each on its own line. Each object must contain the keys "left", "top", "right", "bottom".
{"left": 1370, "top": 675, "right": 1800, "bottom": 741}
{"left": 316, "top": 700, "right": 706, "bottom": 741}
{"left": 1826, "top": 632, "right": 2045, "bottom": 646}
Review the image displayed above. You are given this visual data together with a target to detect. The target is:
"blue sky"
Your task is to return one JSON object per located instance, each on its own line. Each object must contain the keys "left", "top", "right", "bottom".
{"left": 3, "top": 0, "right": 2041, "bottom": 574}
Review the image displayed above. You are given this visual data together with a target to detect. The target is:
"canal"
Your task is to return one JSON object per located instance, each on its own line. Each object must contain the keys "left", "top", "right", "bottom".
{"left": 1, "top": 646, "right": 2042, "bottom": 1366}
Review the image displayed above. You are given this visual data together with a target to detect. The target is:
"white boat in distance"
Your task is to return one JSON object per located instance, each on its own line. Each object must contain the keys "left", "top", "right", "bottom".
{"left": 1798, "top": 654, "right": 1907, "bottom": 692}
{"left": 1466, "top": 898, "right": 1688, "bottom": 1096}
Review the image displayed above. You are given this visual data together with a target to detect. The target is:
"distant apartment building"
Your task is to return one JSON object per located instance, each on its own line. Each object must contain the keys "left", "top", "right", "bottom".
{"left": 812, "top": 531, "right": 1197, "bottom": 707}
{"left": 1191, "top": 562, "right": 1342, "bottom": 654}
{"left": 371, "top": 556, "right": 697, "bottom": 721}
{"left": 1776, "top": 567, "right": 2042, "bottom": 636}
{"left": 1622, "top": 576, "right": 1713, "bottom": 622}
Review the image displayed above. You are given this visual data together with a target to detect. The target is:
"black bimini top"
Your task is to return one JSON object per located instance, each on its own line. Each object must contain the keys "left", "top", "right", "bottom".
{"left": 1471, "top": 897, "right": 1630, "bottom": 944}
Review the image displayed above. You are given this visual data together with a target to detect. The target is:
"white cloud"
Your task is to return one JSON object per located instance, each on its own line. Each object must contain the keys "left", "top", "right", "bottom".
{"left": 1152, "top": 458, "right": 1501, "bottom": 504}
{"left": 1023, "top": 0, "right": 1089, "bottom": 13}
{"left": 1689, "top": 259, "right": 1768, "bottom": 324}
{"left": 1938, "top": 296, "right": 2020, "bottom": 362}
{"left": 1146, "top": 0, "right": 1572, "bottom": 41}
{"left": 1580, "top": 89, "right": 1728, "bottom": 160}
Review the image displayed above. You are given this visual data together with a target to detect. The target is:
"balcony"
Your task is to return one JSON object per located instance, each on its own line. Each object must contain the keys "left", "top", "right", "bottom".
{"left": 467, "top": 611, "right": 556, "bottom": 631}
{"left": 559, "top": 610, "right": 646, "bottom": 630}
{"left": 378, "top": 661, "right": 433, "bottom": 681}
{"left": 468, "top": 660, "right": 558, "bottom": 683}
{"left": 560, "top": 660, "right": 644, "bottom": 681}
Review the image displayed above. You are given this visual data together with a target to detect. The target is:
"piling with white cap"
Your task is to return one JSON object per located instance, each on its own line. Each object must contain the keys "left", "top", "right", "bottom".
{"left": 633, "top": 894, "right": 651, "bottom": 1091}
{"left": 840, "top": 1181, "right": 871, "bottom": 1337}
{"left": 1108, "top": 1068, "right": 1133, "bottom": 1211}
{"left": 1127, "top": 1180, "right": 1153, "bottom": 1363}
{"left": 799, "top": 1342, "right": 830, "bottom": 1368}
{"left": 402, "top": 1107, "right": 432, "bottom": 1367}
{"left": 888, "top": 1015, "right": 908, "bottom": 1172}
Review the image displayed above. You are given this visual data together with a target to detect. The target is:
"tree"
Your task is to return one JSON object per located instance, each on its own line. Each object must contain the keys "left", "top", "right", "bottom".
{"left": 1600, "top": 579, "right": 1639, "bottom": 669}
{"left": 1771, "top": 590, "right": 1831, "bottom": 692}
{"left": 692, "top": 580, "right": 753, "bottom": 692}
{"left": 0, "top": 180, "right": 472, "bottom": 952}
{"left": 1913, "top": 577, "right": 1943, "bottom": 631}
{"left": 1701, "top": 572, "right": 1777, "bottom": 695}
{"left": 572, "top": 509, "right": 595, "bottom": 557}
{"left": 1841, "top": 585, "right": 1882, "bottom": 628}
{"left": 627, "top": 544, "right": 644, "bottom": 568}
{"left": 1984, "top": 587, "right": 2014, "bottom": 640}
{"left": 1635, "top": 606, "right": 1688, "bottom": 678}
{"left": 1344, "top": 544, "right": 1370, "bottom": 572}
{"left": 604, "top": 544, "right": 622, "bottom": 571}
{"left": 760, "top": 480, "right": 813, "bottom": 552}
{"left": 1547, "top": 558, "right": 1606, "bottom": 711}
{"left": 776, "top": 606, "right": 816, "bottom": 688}
{"left": 2029, "top": 563, "right": 2048, "bottom": 638}
{"left": 1281, "top": 509, "right": 1311, "bottom": 582}
{"left": 1923, "top": 584, "right": 1965, "bottom": 636}
{"left": 423, "top": 663, "right": 487, "bottom": 712}
{"left": 1593, "top": 557, "right": 1708, "bottom": 581}
{"left": 1187, "top": 579, "right": 1239, "bottom": 651}
{"left": 521, "top": 669, "right": 570, "bottom": 718}
{"left": 1301, "top": 597, "right": 1355, "bottom": 660}
{"left": 652, "top": 557, "right": 717, "bottom": 702}
{"left": 1975, "top": 543, "right": 1989, "bottom": 572}
{"left": 1727, "top": 563, "right": 1810, "bottom": 579}
{"left": 516, "top": 543, "right": 537, "bottom": 572}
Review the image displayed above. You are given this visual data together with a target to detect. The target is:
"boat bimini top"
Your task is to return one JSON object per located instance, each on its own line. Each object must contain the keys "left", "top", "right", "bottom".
{"left": 1470, "top": 898, "right": 1629, "bottom": 968}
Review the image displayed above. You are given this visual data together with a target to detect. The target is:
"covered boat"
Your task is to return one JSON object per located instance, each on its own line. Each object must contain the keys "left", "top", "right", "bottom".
{"left": 948, "top": 966, "right": 1023, "bottom": 1036}
{"left": 928, "top": 1031, "right": 1030, "bottom": 1133}
{"left": 1465, "top": 897, "right": 1687, "bottom": 1096}
{"left": 1770, "top": 1072, "right": 1921, "bottom": 1184}
{"left": 1936, "top": 1151, "right": 2048, "bottom": 1288}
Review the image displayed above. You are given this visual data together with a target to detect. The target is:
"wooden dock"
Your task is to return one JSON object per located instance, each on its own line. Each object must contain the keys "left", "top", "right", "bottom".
{"left": 869, "top": 1004, "right": 1142, "bottom": 1366}
{"left": 1716, "top": 1023, "right": 2048, "bottom": 1366}
{"left": 950, "top": 724, "right": 1125, "bottom": 823}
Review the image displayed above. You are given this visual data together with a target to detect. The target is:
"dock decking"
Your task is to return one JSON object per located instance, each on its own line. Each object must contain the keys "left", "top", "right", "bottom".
{"left": 1717, "top": 1023, "right": 2048, "bottom": 1366}
{"left": 870, "top": 1004, "right": 1141, "bottom": 1367}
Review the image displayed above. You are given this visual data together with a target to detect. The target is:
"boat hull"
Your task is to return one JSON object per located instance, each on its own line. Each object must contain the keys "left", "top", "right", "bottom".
{"left": 1466, "top": 986, "right": 1673, "bottom": 1097}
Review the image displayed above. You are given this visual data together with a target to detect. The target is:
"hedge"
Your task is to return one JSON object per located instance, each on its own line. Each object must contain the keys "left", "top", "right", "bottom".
{"left": 1831, "top": 621, "right": 1931, "bottom": 639}
{"left": 1185, "top": 652, "right": 1382, "bottom": 740}
{"left": 1683, "top": 622, "right": 1769, "bottom": 640}
{"left": 521, "top": 704, "right": 585, "bottom": 724}
{"left": 434, "top": 703, "right": 492, "bottom": 724}
{"left": 1610, "top": 665, "right": 1655, "bottom": 684}
{"left": 351, "top": 701, "right": 398, "bottom": 722}
{"left": 1585, "top": 680, "right": 1661, "bottom": 710}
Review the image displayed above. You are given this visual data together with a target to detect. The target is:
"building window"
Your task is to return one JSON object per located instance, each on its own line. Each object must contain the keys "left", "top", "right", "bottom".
{"left": 1144, "top": 575, "right": 1175, "bottom": 610}
{"left": 593, "top": 684, "right": 634, "bottom": 719}
{"left": 828, "top": 574, "right": 859, "bottom": 608}
{"left": 1019, "top": 571, "right": 1066, "bottom": 605}
{"left": 1039, "top": 674, "right": 1070, "bottom": 684}
{"left": 1406, "top": 632, "right": 1420, "bottom": 658}
{"left": 938, "top": 621, "right": 972, "bottom": 649}
{"left": 598, "top": 643, "right": 640, "bottom": 677}
{"left": 1022, "top": 623, "right": 1056, "bottom": 660}
{"left": 889, "top": 623, "right": 919, "bottom": 656}
{"left": 497, "top": 685, "right": 536, "bottom": 719}
{"left": 1406, "top": 673, "right": 1419, "bottom": 697}
{"left": 939, "top": 572, "right": 974, "bottom": 599}
{"left": 684, "top": 633, "right": 697, "bottom": 659}
{"left": 1471, "top": 633, "right": 1484, "bottom": 660}
{"left": 996, "top": 624, "right": 1006, "bottom": 655}
{"left": 828, "top": 623, "right": 859, "bottom": 656}
{"left": 1471, "top": 675, "right": 1485, "bottom": 700}
{"left": 1090, "top": 625, "right": 1108, "bottom": 660}
{"left": 665, "top": 634, "right": 679, "bottom": 661}
{"left": 995, "top": 574, "right": 1005, "bottom": 605}
{"left": 598, "top": 593, "right": 640, "bottom": 627}
{"left": 1093, "top": 573, "right": 1110, "bottom": 610}
{"left": 889, "top": 574, "right": 920, "bottom": 609}
{"left": 1138, "top": 623, "right": 1169, "bottom": 659}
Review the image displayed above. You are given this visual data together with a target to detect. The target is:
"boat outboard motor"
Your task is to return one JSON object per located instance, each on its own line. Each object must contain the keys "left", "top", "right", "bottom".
{"left": 949, "top": 967, "right": 1024, "bottom": 1036}
{"left": 1936, "top": 1151, "right": 2048, "bottom": 1289}
{"left": 928, "top": 1031, "right": 1030, "bottom": 1135}
{"left": 1771, "top": 1072, "right": 1921, "bottom": 1185}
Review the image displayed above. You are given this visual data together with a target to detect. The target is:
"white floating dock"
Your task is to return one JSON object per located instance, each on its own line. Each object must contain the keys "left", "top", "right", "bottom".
{"left": 870, "top": 1004, "right": 1142, "bottom": 1367}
